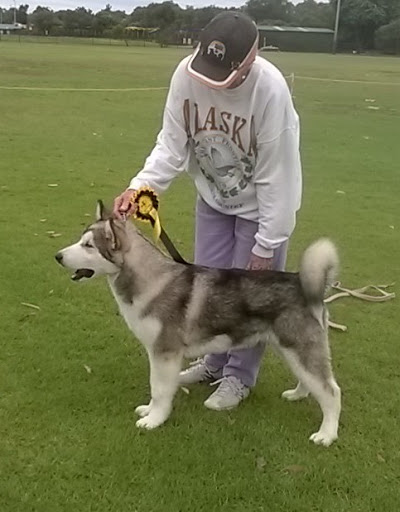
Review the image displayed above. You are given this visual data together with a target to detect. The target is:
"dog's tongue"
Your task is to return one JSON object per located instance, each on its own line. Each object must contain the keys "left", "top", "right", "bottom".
{"left": 71, "top": 269, "right": 95, "bottom": 281}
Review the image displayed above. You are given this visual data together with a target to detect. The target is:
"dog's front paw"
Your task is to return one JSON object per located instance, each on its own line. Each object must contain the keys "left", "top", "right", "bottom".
{"left": 309, "top": 430, "right": 338, "bottom": 447}
{"left": 281, "top": 388, "right": 309, "bottom": 401}
{"left": 135, "top": 404, "right": 152, "bottom": 417}
{"left": 136, "top": 412, "right": 166, "bottom": 430}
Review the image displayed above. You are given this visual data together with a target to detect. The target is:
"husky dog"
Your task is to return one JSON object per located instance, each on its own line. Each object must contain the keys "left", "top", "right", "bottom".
{"left": 55, "top": 202, "right": 341, "bottom": 446}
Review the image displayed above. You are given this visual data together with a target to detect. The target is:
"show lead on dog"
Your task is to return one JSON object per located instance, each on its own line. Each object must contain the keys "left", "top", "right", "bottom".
{"left": 113, "top": 12, "right": 302, "bottom": 410}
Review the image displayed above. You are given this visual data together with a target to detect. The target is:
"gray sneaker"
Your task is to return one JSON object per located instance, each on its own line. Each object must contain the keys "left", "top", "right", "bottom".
{"left": 204, "top": 376, "right": 250, "bottom": 411}
{"left": 179, "top": 359, "right": 222, "bottom": 385}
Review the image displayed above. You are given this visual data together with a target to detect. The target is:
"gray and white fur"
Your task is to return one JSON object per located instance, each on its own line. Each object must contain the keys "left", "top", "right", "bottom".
{"left": 56, "top": 202, "right": 341, "bottom": 446}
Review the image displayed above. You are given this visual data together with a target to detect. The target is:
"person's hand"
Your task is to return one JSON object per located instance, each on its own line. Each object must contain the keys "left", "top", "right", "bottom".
{"left": 113, "top": 188, "right": 136, "bottom": 220}
{"left": 247, "top": 253, "right": 273, "bottom": 271}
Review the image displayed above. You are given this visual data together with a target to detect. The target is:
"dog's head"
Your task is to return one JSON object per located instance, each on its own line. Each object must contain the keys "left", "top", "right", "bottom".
{"left": 55, "top": 201, "right": 129, "bottom": 281}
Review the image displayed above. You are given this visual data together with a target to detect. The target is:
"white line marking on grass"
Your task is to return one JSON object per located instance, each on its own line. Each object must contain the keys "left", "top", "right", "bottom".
{"left": 1, "top": 76, "right": 399, "bottom": 92}
{"left": 295, "top": 76, "right": 400, "bottom": 86}
{"left": 0, "top": 86, "right": 169, "bottom": 92}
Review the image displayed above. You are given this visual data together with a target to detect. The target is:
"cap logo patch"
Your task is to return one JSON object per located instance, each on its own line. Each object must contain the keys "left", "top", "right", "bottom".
{"left": 207, "top": 40, "right": 226, "bottom": 60}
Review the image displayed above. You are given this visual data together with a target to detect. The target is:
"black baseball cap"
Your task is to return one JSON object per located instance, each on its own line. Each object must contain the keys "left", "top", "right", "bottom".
{"left": 187, "top": 12, "right": 259, "bottom": 89}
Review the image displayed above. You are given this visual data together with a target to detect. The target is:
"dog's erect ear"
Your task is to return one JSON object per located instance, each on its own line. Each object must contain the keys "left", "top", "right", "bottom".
{"left": 104, "top": 218, "right": 118, "bottom": 250}
{"left": 104, "top": 218, "right": 127, "bottom": 251}
{"left": 96, "top": 200, "right": 111, "bottom": 221}
{"left": 96, "top": 200, "right": 106, "bottom": 221}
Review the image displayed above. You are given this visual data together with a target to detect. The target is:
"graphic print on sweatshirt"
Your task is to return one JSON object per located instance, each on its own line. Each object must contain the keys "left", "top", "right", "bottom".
{"left": 183, "top": 100, "right": 257, "bottom": 207}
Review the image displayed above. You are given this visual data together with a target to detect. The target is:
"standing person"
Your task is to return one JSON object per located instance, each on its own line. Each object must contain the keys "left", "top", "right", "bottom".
{"left": 113, "top": 12, "right": 302, "bottom": 411}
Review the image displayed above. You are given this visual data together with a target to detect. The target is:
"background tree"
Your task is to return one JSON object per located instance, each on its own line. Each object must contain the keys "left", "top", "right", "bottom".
{"left": 292, "top": 0, "right": 333, "bottom": 28}
{"left": 17, "top": 4, "right": 29, "bottom": 24}
{"left": 57, "top": 7, "right": 93, "bottom": 36}
{"left": 329, "top": 0, "right": 400, "bottom": 51}
{"left": 30, "top": 6, "right": 60, "bottom": 35}
{"left": 190, "top": 6, "right": 225, "bottom": 29}
{"left": 337, "top": 0, "right": 386, "bottom": 50}
{"left": 245, "top": 0, "right": 292, "bottom": 24}
{"left": 8, "top": 0, "right": 398, "bottom": 52}
{"left": 375, "top": 18, "right": 400, "bottom": 54}
{"left": 0, "top": 6, "right": 16, "bottom": 23}
{"left": 375, "top": 0, "right": 400, "bottom": 22}
{"left": 93, "top": 9, "right": 116, "bottom": 37}
{"left": 129, "top": 1, "right": 182, "bottom": 30}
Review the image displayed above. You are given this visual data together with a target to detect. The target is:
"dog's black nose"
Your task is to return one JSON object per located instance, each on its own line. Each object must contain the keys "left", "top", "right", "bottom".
{"left": 55, "top": 252, "right": 63, "bottom": 264}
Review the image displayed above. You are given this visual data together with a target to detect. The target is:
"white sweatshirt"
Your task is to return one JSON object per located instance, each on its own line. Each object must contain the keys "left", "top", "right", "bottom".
{"left": 130, "top": 55, "right": 302, "bottom": 258}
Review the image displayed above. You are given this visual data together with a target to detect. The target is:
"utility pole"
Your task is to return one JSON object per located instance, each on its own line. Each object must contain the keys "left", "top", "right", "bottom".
{"left": 332, "top": 0, "right": 342, "bottom": 54}
{"left": 13, "top": 0, "right": 17, "bottom": 24}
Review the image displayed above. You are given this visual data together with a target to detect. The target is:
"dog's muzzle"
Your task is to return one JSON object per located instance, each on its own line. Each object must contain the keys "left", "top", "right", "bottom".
{"left": 71, "top": 269, "right": 95, "bottom": 281}
{"left": 55, "top": 253, "right": 95, "bottom": 281}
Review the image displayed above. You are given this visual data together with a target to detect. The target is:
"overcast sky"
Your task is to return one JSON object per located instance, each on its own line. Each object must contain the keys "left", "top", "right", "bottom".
{"left": 2, "top": 0, "right": 324, "bottom": 14}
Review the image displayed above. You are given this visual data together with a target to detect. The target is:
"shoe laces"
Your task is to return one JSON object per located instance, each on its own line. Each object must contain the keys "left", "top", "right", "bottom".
{"left": 210, "top": 376, "right": 247, "bottom": 398}
{"left": 185, "top": 358, "right": 219, "bottom": 380}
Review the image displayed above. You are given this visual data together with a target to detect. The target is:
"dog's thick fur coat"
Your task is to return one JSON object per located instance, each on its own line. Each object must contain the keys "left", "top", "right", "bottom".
{"left": 56, "top": 202, "right": 341, "bottom": 446}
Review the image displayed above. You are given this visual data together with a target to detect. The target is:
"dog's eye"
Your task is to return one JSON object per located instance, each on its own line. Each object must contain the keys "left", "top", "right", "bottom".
{"left": 83, "top": 242, "right": 94, "bottom": 249}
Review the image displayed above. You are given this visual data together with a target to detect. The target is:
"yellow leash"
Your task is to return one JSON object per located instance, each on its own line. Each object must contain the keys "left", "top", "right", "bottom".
{"left": 326, "top": 282, "right": 395, "bottom": 331}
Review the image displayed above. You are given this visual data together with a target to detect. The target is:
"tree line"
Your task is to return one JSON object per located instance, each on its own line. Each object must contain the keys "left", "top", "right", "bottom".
{"left": 1, "top": 0, "right": 399, "bottom": 53}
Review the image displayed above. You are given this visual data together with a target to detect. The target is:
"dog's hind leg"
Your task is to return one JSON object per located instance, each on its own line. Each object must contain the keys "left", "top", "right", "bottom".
{"left": 279, "top": 343, "right": 341, "bottom": 447}
{"left": 136, "top": 349, "right": 183, "bottom": 430}
{"left": 307, "top": 375, "right": 341, "bottom": 447}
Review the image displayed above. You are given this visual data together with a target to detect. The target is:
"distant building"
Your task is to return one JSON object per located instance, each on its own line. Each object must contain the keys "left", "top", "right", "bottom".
{"left": 0, "top": 23, "right": 26, "bottom": 35}
{"left": 257, "top": 26, "right": 334, "bottom": 53}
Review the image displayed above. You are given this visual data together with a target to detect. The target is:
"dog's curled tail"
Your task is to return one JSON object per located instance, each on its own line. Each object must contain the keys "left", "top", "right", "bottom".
{"left": 299, "top": 238, "right": 339, "bottom": 304}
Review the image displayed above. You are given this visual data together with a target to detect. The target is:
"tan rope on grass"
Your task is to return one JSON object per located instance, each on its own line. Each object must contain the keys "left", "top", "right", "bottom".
{"left": 325, "top": 282, "right": 396, "bottom": 331}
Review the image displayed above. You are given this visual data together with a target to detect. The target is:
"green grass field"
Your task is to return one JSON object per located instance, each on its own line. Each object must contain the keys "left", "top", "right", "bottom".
{"left": 1, "top": 42, "right": 399, "bottom": 511}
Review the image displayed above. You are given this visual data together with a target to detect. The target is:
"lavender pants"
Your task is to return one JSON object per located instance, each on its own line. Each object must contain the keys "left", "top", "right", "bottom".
{"left": 194, "top": 197, "right": 288, "bottom": 387}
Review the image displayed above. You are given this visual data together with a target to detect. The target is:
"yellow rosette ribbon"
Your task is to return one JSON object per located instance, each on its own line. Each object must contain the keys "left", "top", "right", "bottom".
{"left": 131, "top": 187, "right": 161, "bottom": 241}
{"left": 130, "top": 186, "right": 187, "bottom": 265}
